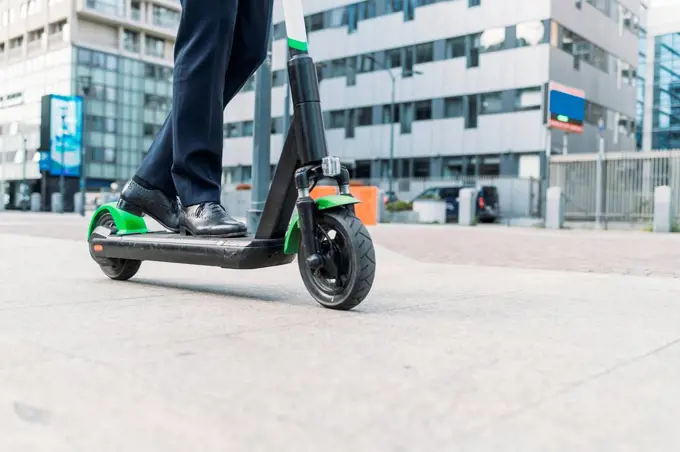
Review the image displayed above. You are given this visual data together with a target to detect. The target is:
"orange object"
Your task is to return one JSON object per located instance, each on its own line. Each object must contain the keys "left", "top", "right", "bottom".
{"left": 311, "top": 185, "right": 379, "bottom": 226}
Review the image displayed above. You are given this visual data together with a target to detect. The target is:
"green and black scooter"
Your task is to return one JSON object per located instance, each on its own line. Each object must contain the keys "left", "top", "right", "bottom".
{"left": 87, "top": 0, "right": 376, "bottom": 310}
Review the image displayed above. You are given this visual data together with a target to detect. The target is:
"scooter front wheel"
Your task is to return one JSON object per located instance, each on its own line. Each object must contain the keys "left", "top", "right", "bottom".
{"left": 298, "top": 208, "right": 376, "bottom": 310}
{"left": 90, "top": 212, "right": 142, "bottom": 281}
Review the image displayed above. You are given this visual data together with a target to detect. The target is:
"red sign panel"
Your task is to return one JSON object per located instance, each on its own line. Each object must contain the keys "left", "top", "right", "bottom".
{"left": 549, "top": 118, "right": 584, "bottom": 133}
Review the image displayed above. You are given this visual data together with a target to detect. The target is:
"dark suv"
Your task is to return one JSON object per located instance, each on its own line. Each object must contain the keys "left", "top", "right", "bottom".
{"left": 413, "top": 185, "right": 499, "bottom": 223}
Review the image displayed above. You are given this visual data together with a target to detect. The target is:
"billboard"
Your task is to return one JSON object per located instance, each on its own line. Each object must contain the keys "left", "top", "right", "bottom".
{"left": 546, "top": 82, "right": 585, "bottom": 134}
{"left": 39, "top": 94, "right": 84, "bottom": 177}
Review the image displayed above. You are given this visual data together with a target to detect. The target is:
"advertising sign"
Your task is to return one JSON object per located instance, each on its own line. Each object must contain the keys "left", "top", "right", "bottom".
{"left": 39, "top": 94, "right": 84, "bottom": 177}
{"left": 546, "top": 82, "right": 585, "bottom": 134}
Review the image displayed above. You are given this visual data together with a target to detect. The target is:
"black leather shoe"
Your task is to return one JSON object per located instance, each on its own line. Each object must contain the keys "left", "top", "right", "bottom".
{"left": 180, "top": 202, "right": 247, "bottom": 237}
{"left": 117, "top": 180, "right": 181, "bottom": 232}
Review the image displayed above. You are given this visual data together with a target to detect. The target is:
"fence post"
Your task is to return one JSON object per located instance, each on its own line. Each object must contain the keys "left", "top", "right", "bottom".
{"left": 595, "top": 121, "right": 605, "bottom": 229}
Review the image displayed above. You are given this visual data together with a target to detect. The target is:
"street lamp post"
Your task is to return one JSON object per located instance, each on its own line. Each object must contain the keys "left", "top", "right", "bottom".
{"left": 59, "top": 110, "right": 66, "bottom": 214}
{"left": 0, "top": 138, "right": 5, "bottom": 212}
{"left": 362, "top": 55, "right": 422, "bottom": 195}
{"left": 21, "top": 135, "right": 27, "bottom": 211}
{"left": 8, "top": 122, "right": 23, "bottom": 211}
{"left": 79, "top": 77, "right": 92, "bottom": 217}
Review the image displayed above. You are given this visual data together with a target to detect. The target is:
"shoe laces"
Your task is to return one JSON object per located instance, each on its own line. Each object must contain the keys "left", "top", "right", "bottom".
{"left": 197, "top": 202, "right": 226, "bottom": 218}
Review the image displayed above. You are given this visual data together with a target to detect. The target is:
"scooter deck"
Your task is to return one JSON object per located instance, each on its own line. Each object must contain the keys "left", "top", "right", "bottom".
{"left": 89, "top": 226, "right": 295, "bottom": 270}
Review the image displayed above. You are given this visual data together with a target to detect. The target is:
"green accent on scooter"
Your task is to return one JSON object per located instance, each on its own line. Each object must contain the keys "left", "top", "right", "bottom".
{"left": 283, "top": 194, "right": 360, "bottom": 255}
{"left": 287, "top": 38, "right": 308, "bottom": 52}
{"left": 87, "top": 202, "right": 148, "bottom": 239}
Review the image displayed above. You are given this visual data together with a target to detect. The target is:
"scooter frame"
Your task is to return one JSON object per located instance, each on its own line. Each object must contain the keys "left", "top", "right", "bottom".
{"left": 88, "top": 0, "right": 361, "bottom": 271}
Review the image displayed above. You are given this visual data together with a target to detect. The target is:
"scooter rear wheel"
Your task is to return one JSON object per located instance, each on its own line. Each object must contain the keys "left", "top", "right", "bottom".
{"left": 91, "top": 212, "right": 142, "bottom": 281}
{"left": 298, "top": 208, "right": 376, "bottom": 310}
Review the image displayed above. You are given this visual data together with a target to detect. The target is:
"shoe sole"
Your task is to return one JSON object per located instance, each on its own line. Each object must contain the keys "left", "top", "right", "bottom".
{"left": 117, "top": 199, "right": 180, "bottom": 233}
{"left": 179, "top": 225, "right": 248, "bottom": 238}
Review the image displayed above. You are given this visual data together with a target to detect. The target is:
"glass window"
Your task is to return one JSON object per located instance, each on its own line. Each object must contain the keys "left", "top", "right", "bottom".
{"left": 328, "top": 110, "right": 345, "bottom": 129}
{"left": 444, "top": 96, "right": 463, "bottom": 118}
{"left": 515, "top": 87, "right": 542, "bottom": 111}
{"left": 386, "top": 48, "right": 402, "bottom": 69}
{"left": 467, "top": 34, "right": 480, "bottom": 68}
{"left": 400, "top": 102, "right": 413, "bottom": 133}
{"left": 357, "top": 107, "right": 372, "bottom": 126}
{"left": 445, "top": 36, "right": 466, "bottom": 59}
{"left": 330, "top": 58, "right": 346, "bottom": 77}
{"left": 414, "top": 100, "right": 432, "bottom": 120}
{"left": 346, "top": 109, "right": 356, "bottom": 138}
{"left": 145, "top": 36, "right": 165, "bottom": 58}
{"left": 480, "top": 91, "right": 503, "bottom": 114}
{"left": 466, "top": 95, "right": 478, "bottom": 128}
{"left": 414, "top": 42, "right": 433, "bottom": 64}
{"left": 123, "top": 30, "right": 139, "bottom": 52}
{"left": 516, "top": 21, "right": 546, "bottom": 47}
{"left": 479, "top": 27, "right": 505, "bottom": 52}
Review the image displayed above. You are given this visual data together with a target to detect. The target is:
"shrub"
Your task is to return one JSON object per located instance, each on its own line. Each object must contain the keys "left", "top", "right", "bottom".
{"left": 386, "top": 200, "right": 413, "bottom": 212}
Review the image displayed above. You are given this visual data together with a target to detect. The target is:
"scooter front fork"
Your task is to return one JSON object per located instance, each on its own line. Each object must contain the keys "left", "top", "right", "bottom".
{"left": 294, "top": 160, "right": 352, "bottom": 270}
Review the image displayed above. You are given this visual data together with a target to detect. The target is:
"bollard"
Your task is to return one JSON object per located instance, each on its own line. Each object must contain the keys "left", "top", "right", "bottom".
{"left": 545, "top": 186, "right": 564, "bottom": 229}
{"left": 73, "top": 192, "right": 83, "bottom": 215}
{"left": 51, "top": 193, "right": 63, "bottom": 213}
{"left": 458, "top": 188, "right": 477, "bottom": 226}
{"left": 413, "top": 199, "right": 446, "bottom": 224}
{"left": 30, "top": 193, "right": 41, "bottom": 212}
{"left": 653, "top": 185, "right": 672, "bottom": 233}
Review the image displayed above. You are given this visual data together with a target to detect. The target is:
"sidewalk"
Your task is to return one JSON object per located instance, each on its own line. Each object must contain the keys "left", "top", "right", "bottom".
{"left": 3, "top": 222, "right": 680, "bottom": 450}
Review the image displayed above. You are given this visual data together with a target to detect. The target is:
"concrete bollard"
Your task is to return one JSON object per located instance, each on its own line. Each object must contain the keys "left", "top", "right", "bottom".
{"left": 653, "top": 185, "right": 672, "bottom": 233}
{"left": 30, "top": 193, "right": 41, "bottom": 212}
{"left": 545, "top": 187, "right": 564, "bottom": 229}
{"left": 413, "top": 200, "right": 446, "bottom": 224}
{"left": 73, "top": 193, "right": 83, "bottom": 215}
{"left": 51, "top": 193, "right": 63, "bottom": 213}
{"left": 458, "top": 188, "right": 477, "bottom": 226}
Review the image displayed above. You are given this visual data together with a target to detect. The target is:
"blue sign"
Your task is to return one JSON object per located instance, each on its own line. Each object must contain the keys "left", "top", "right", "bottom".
{"left": 550, "top": 91, "right": 585, "bottom": 121}
{"left": 48, "top": 95, "right": 83, "bottom": 177}
{"left": 38, "top": 151, "right": 50, "bottom": 171}
{"left": 547, "top": 82, "right": 585, "bottom": 134}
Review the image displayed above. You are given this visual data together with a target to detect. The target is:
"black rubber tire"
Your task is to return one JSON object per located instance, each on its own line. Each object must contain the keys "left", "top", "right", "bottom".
{"left": 92, "top": 212, "right": 142, "bottom": 281}
{"left": 298, "top": 208, "right": 376, "bottom": 310}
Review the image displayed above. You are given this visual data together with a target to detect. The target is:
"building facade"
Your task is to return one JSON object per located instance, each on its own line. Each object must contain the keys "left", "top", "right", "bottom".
{"left": 641, "top": 0, "right": 680, "bottom": 151}
{"left": 223, "top": 0, "right": 642, "bottom": 184}
{"left": 0, "top": 0, "right": 178, "bottom": 208}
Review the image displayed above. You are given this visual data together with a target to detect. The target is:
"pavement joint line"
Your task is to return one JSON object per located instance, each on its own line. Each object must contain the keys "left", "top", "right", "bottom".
{"left": 0, "top": 292, "right": 176, "bottom": 311}
{"left": 458, "top": 333, "right": 680, "bottom": 441}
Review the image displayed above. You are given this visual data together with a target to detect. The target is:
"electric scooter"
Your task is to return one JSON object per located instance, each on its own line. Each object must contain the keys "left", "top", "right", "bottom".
{"left": 87, "top": 0, "right": 376, "bottom": 310}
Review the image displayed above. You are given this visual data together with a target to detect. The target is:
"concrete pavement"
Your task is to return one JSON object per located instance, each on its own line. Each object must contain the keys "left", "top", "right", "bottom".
{"left": 2, "top": 212, "right": 680, "bottom": 451}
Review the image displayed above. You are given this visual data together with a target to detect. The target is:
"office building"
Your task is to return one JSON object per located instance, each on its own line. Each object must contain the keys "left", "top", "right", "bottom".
{"left": 223, "top": 0, "right": 642, "bottom": 184}
{"left": 0, "top": 0, "right": 179, "bottom": 209}
{"left": 640, "top": 0, "right": 680, "bottom": 150}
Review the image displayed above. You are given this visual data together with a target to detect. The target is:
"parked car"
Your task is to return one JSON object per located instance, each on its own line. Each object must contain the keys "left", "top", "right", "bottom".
{"left": 412, "top": 185, "right": 499, "bottom": 223}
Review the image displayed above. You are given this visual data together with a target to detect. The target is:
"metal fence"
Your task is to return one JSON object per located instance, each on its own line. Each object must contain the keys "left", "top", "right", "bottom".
{"left": 549, "top": 150, "right": 680, "bottom": 223}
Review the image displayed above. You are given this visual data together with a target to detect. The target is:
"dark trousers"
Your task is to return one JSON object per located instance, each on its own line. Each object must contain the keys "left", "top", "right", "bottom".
{"left": 137, "top": 0, "right": 273, "bottom": 206}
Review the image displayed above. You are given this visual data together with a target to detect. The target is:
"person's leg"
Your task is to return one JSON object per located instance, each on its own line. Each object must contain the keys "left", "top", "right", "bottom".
{"left": 134, "top": 114, "right": 174, "bottom": 198}
{"left": 131, "top": 0, "right": 273, "bottom": 199}
{"left": 170, "top": 0, "right": 239, "bottom": 207}
{"left": 221, "top": 0, "right": 274, "bottom": 107}
{"left": 177, "top": 0, "right": 274, "bottom": 237}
